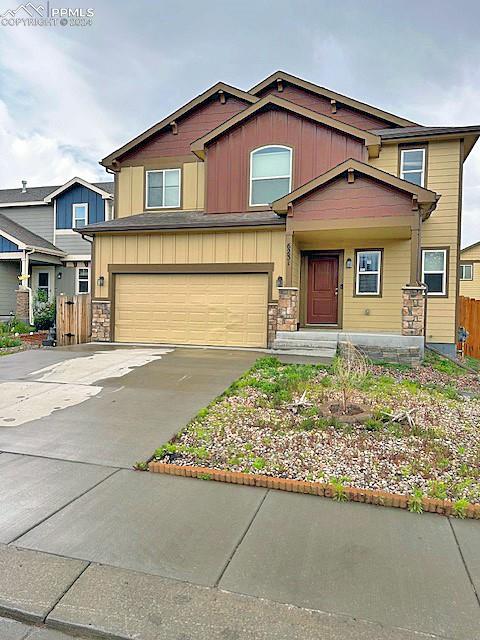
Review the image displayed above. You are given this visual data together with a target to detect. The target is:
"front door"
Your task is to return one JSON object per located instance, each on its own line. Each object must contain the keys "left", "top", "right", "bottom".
{"left": 307, "top": 256, "right": 339, "bottom": 324}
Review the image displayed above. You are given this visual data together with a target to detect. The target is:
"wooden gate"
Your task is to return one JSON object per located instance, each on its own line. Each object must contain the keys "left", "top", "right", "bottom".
{"left": 458, "top": 296, "right": 480, "bottom": 358}
{"left": 56, "top": 294, "right": 91, "bottom": 346}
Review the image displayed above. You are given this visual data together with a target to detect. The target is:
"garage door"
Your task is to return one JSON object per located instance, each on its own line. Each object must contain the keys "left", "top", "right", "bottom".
{"left": 114, "top": 272, "right": 268, "bottom": 347}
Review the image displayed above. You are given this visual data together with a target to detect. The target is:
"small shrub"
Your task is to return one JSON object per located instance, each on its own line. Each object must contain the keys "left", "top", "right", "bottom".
{"left": 330, "top": 476, "right": 350, "bottom": 502}
{"left": 332, "top": 342, "right": 368, "bottom": 413}
{"left": 133, "top": 461, "right": 148, "bottom": 471}
{"left": 252, "top": 457, "right": 266, "bottom": 470}
{"left": 452, "top": 498, "right": 470, "bottom": 519}
{"left": 0, "top": 336, "right": 22, "bottom": 348}
{"left": 33, "top": 291, "right": 55, "bottom": 330}
{"left": 408, "top": 488, "right": 424, "bottom": 514}
{"left": 427, "top": 480, "right": 447, "bottom": 500}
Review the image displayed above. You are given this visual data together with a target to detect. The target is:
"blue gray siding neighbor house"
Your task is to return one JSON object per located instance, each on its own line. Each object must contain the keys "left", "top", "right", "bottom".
{"left": 0, "top": 178, "right": 114, "bottom": 320}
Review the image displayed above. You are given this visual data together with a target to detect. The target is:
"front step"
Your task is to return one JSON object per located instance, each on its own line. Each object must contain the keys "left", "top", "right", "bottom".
{"left": 272, "top": 330, "right": 338, "bottom": 360}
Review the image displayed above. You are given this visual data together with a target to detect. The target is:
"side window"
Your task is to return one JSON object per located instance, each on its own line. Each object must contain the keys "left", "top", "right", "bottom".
{"left": 355, "top": 250, "right": 382, "bottom": 296}
{"left": 250, "top": 145, "right": 292, "bottom": 206}
{"left": 422, "top": 249, "right": 447, "bottom": 295}
{"left": 460, "top": 263, "right": 473, "bottom": 281}
{"left": 76, "top": 266, "right": 90, "bottom": 294}
{"left": 400, "top": 148, "right": 426, "bottom": 187}
{"left": 146, "top": 169, "right": 181, "bottom": 208}
{"left": 38, "top": 272, "right": 50, "bottom": 297}
{"left": 73, "top": 203, "right": 88, "bottom": 228}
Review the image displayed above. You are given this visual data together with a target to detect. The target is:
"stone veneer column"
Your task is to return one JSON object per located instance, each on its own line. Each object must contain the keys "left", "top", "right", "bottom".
{"left": 276, "top": 287, "right": 299, "bottom": 332}
{"left": 267, "top": 302, "right": 278, "bottom": 347}
{"left": 91, "top": 300, "right": 111, "bottom": 342}
{"left": 402, "top": 286, "right": 426, "bottom": 336}
{"left": 15, "top": 288, "right": 30, "bottom": 323}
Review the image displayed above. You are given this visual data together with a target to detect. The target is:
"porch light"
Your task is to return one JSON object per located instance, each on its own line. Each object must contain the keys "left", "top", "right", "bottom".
{"left": 346, "top": 258, "right": 353, "bottom": 269}
{"left": 276, "top": 276, "right": 284, "bottom": 288}
{"left": 97, "top": 276, "right": 105, "bottom": 287}
{"left": 57, "top": 272, "right": 62, "bottom": 280}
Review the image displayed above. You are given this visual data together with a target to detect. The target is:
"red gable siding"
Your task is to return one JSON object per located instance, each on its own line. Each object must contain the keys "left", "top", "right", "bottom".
{"left": 257, "top": 85, "right": 394, "bottom": 131}
{"left": 119, "top": 96, "right": 249, "bottom": 163}
{"left": 293, "top": 175, "right": 413, "bottom": 221}
{"left": 206, "top": 108, "right": 366, "bottom": 214}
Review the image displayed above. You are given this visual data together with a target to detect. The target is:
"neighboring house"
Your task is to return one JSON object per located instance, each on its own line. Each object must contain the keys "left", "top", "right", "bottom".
{"left": 459, "top": 241, "right": 480, "bottom": 299}
{"left": 0, "top": 178, "right": 114, "bottom": 322}
{"left": 80, "top": 71, "right": 480, "bottom": 362}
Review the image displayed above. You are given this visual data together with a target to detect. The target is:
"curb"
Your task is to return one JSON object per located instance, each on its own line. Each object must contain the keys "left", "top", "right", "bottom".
{"left": 149, "top": 461, "right": 480, "bottom": 519}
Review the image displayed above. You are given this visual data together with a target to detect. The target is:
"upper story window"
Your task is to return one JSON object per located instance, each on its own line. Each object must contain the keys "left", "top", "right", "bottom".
{"left": 422, "top": 249, "right": 447, "bottom": 295}
{"left": 460, "top": 263, "right": 473, "bottom": 281}
{"left": 73, "top": 203, "right": 88, "bottom": 228}
{"left": 249, "top": 145, "right": 292, "bottom": 206}
{"left": 400, "top": 148, "right": 426, "bottom": 187}
{"left": 356, "top": 250, "right": 382, "bottom": 295}
{"left": 146, "top": 169, "right": 181, "bottom": 209}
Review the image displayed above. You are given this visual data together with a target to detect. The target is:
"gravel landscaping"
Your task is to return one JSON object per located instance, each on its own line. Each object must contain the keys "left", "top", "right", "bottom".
{"left": 152, "top": 351, "right": 480, "bottom": 516}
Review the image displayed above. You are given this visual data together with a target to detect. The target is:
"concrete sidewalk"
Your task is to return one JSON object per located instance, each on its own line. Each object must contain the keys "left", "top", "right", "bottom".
{"left": 0, "top": 346, "right": 478, "bottom": 639}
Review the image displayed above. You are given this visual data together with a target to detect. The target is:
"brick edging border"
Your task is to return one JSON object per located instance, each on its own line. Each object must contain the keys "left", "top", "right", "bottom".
{"left": 148, "top": 461, "right": 480, "bottom": 519}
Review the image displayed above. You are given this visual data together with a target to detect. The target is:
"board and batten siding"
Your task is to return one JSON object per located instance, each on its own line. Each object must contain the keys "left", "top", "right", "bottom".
{"left": 116, "top": 162, "right": 205, "bottom": 218}
{"left": 298, "top": 238, "right": 410, "bottom": 333}
{"left": 0, "top": 262, "right": 20, "bottom": 316}
{"left": 93, "top": 228, "right": 285, "bottom": 300}
{"left": 1, "top": 204, "right": 55, "bottom": 244}
{"left": 56, "top": 185, "right": 106, "bottom": 228}
{"left": 206, "top": 109, "right": 367, "bottom": 214}
{"left": 370, "top": 139, "right": 461, "bottom": 345}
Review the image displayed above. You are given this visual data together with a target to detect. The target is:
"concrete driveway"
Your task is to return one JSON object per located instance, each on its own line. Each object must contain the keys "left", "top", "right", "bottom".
{"left": 0, "top": 345, "right": 479, "bottom": 640}
{"left": 0, "top": 344, "right": 258, "bottom": 467}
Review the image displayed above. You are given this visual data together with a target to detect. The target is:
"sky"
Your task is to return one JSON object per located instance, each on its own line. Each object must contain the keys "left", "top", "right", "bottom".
{"left": 0, "top": 0, "right": 479, "bottom": 245}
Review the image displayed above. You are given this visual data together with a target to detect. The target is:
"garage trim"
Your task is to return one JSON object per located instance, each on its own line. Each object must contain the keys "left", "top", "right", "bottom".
{"left": 108, "top": 263, "right": 275, "bottom": 343}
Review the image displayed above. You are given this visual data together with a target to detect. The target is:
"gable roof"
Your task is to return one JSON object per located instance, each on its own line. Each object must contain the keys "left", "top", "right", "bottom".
{"left": 190, "top": 95, "right": 382, "bottom": 159}
{"left": 271, "top": 158, "right": 439, "bottom": 218}
{"left": 0, "top": 181, "right": 114, "bottom": 207}
{"left": 101, "top": 82, "right": 258, "bottom": 168}
{"left": 0, "top": 213, "right": 65, "bottom": 255}
{"left": 249, "top": 71, "right": 417, "bottom": 128}
{"left": 461, "top": 240, "right": 480, "bottom": 254}
{"left": 44, "top": 177, "right": 113, "bottom": 202}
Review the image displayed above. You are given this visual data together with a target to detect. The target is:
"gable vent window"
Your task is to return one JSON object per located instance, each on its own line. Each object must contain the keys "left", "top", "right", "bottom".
{"left": 400, "top": 148, "right": 426, "bottom": 187}
{"left": 460, "top": 263, "right": 473, "bottom": 281}
{"left": 250, "top": 145, "right": 292, "bottom": 206}
{"left": 146, "top": 169, "right": 181, "bottom": 209}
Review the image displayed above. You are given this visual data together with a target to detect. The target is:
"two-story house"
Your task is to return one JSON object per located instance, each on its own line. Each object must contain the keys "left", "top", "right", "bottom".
{"left": 0, "top": 177, "right": 113, "bottom": 322}
{"left": 79, "top": 71, "right": 479, "bottom": 363}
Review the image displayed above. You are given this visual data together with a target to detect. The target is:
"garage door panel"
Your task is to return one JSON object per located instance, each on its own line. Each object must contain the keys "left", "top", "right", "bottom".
{"left": 114, "top": 273, "right": 268, "bottom": 348}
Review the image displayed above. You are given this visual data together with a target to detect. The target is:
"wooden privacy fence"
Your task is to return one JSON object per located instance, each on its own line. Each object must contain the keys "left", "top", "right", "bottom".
{"left": 458, "top": 296, "right": 480, "bottom": 358}
{"left": 56, "top": 294, "right": 91, "bottom": 346}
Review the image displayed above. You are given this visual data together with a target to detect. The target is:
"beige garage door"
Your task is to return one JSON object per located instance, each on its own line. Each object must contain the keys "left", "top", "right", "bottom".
{"left": 114, "top": 272, "right": 268, "bottom": 347}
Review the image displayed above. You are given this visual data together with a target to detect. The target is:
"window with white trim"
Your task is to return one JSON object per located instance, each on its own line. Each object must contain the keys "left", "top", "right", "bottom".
{"left": 356, "top": 250, "right": 381, "bottom": 295}
{"left": 460, "top": 263, "right": 473, "bottom": 281}
{"left": 249, "top": 145, "right": 292, "bottom": 206}
{"left": 73, "top": 203, "right": 88, "bottom": 228}
{"left": 400, "top": 148, "right": 425, "bottom": 187}
{"left": 422, "top": 249, "right": 447, "bottom": 295}
{"left": 146, "top": 169, "right": 181, "bottom": 208}
{"left": 76, "top": 266, "right": 90, "bottom": 294}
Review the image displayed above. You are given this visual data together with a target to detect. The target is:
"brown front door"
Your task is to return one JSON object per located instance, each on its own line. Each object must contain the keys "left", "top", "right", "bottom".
{"left": 307, "top": 256, "right": 339, "bottom": 324}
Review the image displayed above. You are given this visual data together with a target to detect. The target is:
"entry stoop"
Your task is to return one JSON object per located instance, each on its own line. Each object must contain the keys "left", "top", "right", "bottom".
{"left": 272, "top": 330, "right": 338, "bottom": 360}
